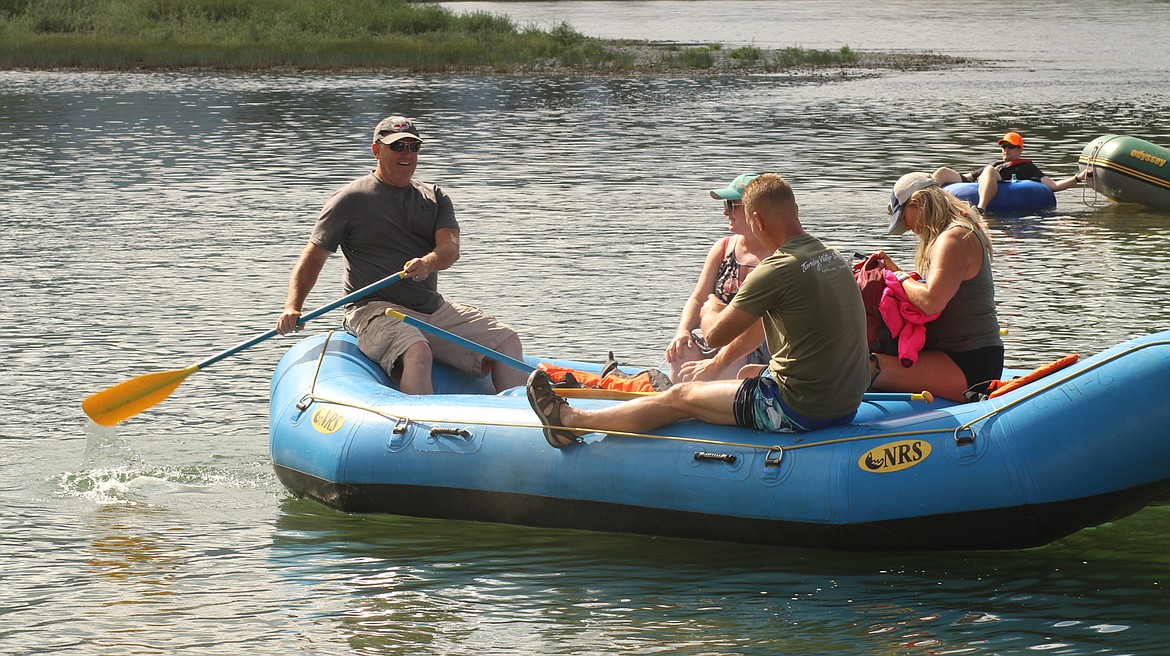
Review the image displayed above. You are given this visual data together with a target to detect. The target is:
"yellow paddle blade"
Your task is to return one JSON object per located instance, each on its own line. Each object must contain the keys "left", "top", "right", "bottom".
{"left": 82, "top": 365, "right": 200, "bottom": 426}
{"left": 553, "top": 388, "right": 655, "bottom": 401}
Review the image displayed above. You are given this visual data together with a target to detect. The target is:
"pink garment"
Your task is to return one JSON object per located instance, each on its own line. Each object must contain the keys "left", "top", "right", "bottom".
{"left": 878, "top": 271, "right": 940, "bottom": 367}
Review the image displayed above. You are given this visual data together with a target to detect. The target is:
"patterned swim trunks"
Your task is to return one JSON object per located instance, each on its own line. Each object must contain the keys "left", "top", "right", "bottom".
{"left": 733, "top": 368, "right": 855, "bottom": 432}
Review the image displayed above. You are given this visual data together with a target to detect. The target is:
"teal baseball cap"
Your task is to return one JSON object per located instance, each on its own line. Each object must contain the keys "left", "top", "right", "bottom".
{"left": 709, "top": 173, "right": 762, "bottom": 200}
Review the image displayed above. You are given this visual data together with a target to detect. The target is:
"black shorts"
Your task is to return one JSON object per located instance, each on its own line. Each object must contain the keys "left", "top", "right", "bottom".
{"left": 944, "top": 345, "right": 1005, "bottom": 389}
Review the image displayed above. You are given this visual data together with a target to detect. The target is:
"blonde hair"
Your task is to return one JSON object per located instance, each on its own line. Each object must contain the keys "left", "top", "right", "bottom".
{"left": 910, "top": 185, "right": 993, "bottom": 273}
{"left": 742, "top": 173, "right": 796, "bottom": 220}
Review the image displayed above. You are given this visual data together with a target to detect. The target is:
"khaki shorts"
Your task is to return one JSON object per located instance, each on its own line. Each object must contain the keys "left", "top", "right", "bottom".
{"left": 344, "top": 300, "right": 518, "bottom": 379}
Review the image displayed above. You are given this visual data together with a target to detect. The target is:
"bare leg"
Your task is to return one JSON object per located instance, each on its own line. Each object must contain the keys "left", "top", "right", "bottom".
{"left": 667, "top": 341, "right": 704, "bottom": 381}
{"left": 487, "top": 332, "right": 528, "bottom": 392}
{"left": 399, "top": 341, "right": 435, "bottom": 395}
{"left": 737, "top": 363, "right": 767, "bottom": 379}
{"left": 977, "top": 165, "right": 999, "bottom": 211}
{"left": 870, "top": 351, "right": 968, "bottom": 402}
{"left": 676, "top": 351, "right": 750, "bottom": 382}
{"left": 932, "top": 167, "right": 963, "bottom": 186}
{"left": 560, "top": 379, "right": 742, "bottom": 434}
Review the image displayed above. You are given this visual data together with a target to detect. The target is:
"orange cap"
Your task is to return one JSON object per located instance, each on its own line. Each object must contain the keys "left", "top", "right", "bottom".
{"left": 998, "top": 131, "right": 1024, "bottom": 148}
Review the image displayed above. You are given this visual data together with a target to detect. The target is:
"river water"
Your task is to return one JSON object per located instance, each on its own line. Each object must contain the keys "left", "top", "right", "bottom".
{"left": 3, "top": 1, "right": 1170, "bottom": 654}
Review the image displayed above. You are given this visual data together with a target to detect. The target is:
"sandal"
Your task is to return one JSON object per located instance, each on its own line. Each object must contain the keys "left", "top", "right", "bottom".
{"left": 599, "top": 351, "right": 621, "bottom": 379}
{"left": 601, "top": 350, "right": 673, "bottom": 392}
{"left": 526, "top": 369, "right": 582, "bottom": 448}
{"left": 645, "top": 368, "right": 673, "bottom": 392}
{"left": 555, "top": 371, "right": 584, "bottom": 389}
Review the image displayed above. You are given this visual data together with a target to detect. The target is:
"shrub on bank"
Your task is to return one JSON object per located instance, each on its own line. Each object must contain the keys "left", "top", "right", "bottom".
{"left": 0, "top": 0, "right": 953, "bottom": 73}
{"left": 0, "top": 0, "right": 617, "bottom": 70}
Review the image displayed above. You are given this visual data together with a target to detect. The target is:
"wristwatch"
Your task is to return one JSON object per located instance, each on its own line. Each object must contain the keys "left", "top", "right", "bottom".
{"left": 895, "top": 271, "right": 912, "bottom": 283}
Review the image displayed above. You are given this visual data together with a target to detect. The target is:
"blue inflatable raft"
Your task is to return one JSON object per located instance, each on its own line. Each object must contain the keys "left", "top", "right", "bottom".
{"left": 944, "top": 179, "right": 1056, "bottom": 215}
{"left": 270, "top": 330, "right": 1170, "bottom": 551}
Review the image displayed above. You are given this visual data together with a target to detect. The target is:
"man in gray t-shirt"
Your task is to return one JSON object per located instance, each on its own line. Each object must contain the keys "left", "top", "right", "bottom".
{"left": 276, "top": 115, "right": 525, "bottom": 395}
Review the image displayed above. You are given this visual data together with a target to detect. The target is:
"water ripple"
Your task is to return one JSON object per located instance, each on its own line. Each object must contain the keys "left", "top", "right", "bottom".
{"left": 5, "top": 3, "right": 1170, "bottom": 652}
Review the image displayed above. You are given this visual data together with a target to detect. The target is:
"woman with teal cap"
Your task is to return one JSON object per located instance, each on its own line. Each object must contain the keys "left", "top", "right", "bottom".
{"left": 664, "top": 173, "right": 773, "bottom": 382}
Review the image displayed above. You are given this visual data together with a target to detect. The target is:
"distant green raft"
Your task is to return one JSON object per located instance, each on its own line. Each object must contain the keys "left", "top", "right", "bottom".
{"left": 1079, "top": 134, "right": 1170, "bottom": 210}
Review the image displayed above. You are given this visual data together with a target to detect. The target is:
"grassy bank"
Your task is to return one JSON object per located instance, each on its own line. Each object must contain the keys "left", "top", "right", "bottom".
{"left": 0, "top": 0, "right": 965, "bottom": 73}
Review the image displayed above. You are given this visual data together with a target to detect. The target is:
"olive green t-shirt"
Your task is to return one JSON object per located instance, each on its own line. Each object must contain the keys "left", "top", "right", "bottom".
{"left": 730, "top": 233, "right": 870, "bottom": 419}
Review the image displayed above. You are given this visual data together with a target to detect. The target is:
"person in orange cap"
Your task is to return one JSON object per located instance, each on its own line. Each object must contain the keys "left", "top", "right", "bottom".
{"left": 931, "top": 131, "right": 1091, "bottom": 213}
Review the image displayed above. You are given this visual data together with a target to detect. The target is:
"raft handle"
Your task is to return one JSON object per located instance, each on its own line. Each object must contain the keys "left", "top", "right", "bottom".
{"left": 295, "top": 394, "right": 314, "bottom": 412}
{"left": 393, "top": 418, "right": 409, "bottom": 435}
{"left": 764, "top": 446, "right": 784, "bottom": 468}
{"left": 694, "top": 451, "right": 738, "bottom": 464}
{"left": 430, "top": 426, "right": 473, "bottom": 440}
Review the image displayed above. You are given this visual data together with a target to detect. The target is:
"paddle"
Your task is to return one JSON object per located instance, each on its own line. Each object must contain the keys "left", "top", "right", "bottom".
{"left": 380, "top": 309, "right": 934, "bottom": 404}
{"left": 83, "top": 270, "right": 407, "bottom": 426}
{"left": 382, "top": 308, "right": 536, "bottom": 373}
{"left": 555, "top": 387, "right": 934, "bottom": 403}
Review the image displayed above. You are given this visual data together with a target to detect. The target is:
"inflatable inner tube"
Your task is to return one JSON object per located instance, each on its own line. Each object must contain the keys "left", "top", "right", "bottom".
{"left": 944, "top": 180, "right": 1056, "bottom": 215}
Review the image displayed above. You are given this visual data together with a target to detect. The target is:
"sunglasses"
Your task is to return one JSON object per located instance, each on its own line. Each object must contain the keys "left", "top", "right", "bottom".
{"left": 383, "top": 140, "right": 421, "bottom": 153}
{"left": 724, "top": 199, "right": 743, "bottom": 213}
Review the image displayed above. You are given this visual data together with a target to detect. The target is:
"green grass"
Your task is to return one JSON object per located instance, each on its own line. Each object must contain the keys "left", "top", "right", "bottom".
{"left": 0, "top": 0, "right": 628, "bottom": 71}
{"left": 659, "top": 47, "right": 715, "bottom": 70}
{"left": 0, "top": 0, "right": 945, "bottom": 73}
{"left": 774, "top": 45, "right": 860, "bottom": 66}
{"left": 728, "top": 45, "right": 762, "bottom": 62}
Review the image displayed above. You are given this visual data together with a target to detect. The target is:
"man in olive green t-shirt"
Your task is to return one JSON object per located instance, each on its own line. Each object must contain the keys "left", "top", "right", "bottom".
{"left": 526, "top": 173, "right": 870, "bottom": 447}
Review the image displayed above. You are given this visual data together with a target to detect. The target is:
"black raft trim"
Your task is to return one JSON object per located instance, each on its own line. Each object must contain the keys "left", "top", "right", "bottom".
{"left": 274, "top": 465, "right": 1170, "bottom": 552}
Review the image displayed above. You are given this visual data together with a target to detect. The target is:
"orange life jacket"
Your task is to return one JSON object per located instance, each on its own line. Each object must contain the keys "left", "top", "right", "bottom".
{"left": 537, "top": 362, "right": 664, "bottom": 394}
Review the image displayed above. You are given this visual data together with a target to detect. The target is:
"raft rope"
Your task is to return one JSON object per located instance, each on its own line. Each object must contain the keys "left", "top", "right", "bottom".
{"left": 1079, "top": 179, "right": 1103, "bottom": 208}
{"left": 297, "top": 331, "right": 1170, "bottom": 454}
{"left": 950, "top": 337, "right": 1170, "bottom": 443}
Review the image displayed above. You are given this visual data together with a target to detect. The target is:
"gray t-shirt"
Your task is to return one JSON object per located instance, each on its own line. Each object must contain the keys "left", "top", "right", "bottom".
{"left": 923, "top": 231, "right": 1002, "bottom": 353}
{"left": 311, "top": 172, "right": 457, "bottom": 314}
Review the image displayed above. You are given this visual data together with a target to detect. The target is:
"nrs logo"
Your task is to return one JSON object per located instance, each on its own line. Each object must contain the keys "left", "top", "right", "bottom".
{"left": 858, "top": 440, "right": 931, "bottom": 473}
{"left": 311, "top": 407, "right": 346, "bottom": 434}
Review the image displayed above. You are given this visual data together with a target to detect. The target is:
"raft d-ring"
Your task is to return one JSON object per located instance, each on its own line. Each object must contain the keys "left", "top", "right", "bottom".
{"left": 764, "top": 445, "right": 785, "bottom": 468}
{"left": 954, "top": 426, "right": 976, "bottom": 447}
{"left": 295, "top": 394, "right": 314, "bottom": 413}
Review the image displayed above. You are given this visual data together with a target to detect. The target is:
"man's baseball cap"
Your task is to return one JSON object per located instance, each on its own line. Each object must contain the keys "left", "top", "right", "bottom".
{"left": 373, "top": 115, "right": 422, "bottom": 144}
{"left": 887, "top": 172, "right": 937, "bottom": 236}
{"left": 709, "top": 173, "right": 762, "bottom": 200}
{"left": 998, "top": 131, "right": 1024, "bottom": 148}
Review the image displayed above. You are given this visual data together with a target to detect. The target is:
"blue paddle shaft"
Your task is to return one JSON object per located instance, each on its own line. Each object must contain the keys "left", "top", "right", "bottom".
{"left": 862, "top": 392, "right": 932, "bottom": 402}
{"left": 385, "top": 309, "right": 536, "bottom": 373}
{"left": 196, "top": 271, "right": 406, "bottom": 370}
